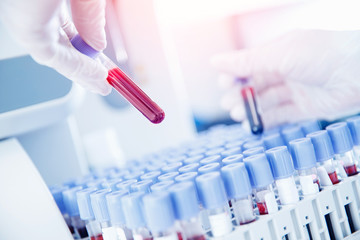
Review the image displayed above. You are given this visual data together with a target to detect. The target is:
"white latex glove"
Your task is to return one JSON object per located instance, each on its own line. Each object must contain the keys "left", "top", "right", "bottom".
{"left": 212, "top": 30, "right": 360, "bottom": 129}
{"left": 0, "top": 0, "right": 111, "bottom": 95}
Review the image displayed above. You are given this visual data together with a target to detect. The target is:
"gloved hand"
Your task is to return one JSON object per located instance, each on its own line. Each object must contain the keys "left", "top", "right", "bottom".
{"left": 212, "top": 30, "right": 360, "bottom": 129}
{"left": 0, "top": 0, "right": 111, "bottom": 95}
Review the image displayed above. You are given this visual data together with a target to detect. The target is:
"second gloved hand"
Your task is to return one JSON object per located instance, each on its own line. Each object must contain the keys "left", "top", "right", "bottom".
{"left": 212, "top": 30, "right": 360, "bottom": 128}
{"left": 0, "top": 0, "right": 112, "bottom": 95}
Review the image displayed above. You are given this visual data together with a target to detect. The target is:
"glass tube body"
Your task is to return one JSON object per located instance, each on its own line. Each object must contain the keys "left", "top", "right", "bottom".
{"left": 334, "top": 150, "right": 358, "bottom": 177}
{"left": 179, "top": 216, "right": 206, "bottom": 240}
{"left": 275, "top": 176, "right": 299, "bottom": 205}
{"left": 298, "top": 167, "right": 320, "bottom": 195}
{"left": 206, "top": 205, "right": 233, "bottom": 237}
{"left": 318, "top": 159, "right": 340, "bottom": 184}
{"left": 253, "top": 184, "right": 278, "bottom": 215}
{"left": 230, "top": 195, "right": 256, "bottom": 225}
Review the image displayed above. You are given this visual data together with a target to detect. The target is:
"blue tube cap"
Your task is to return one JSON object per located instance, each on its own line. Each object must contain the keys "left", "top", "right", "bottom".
{"left": 140, "top": 171, "right": 161, "bottom": 183}
{"left": 116, "top": 179, "right": 138, "bottom": 192}
{"left": 243, "top": 147, "right": 265, "bottom": 158}
{"left": 175, "top": 172, "right": 198, "bottom": 183}
{"left": 62, "top": 186, "right": 83, "bottom": 217}
{"left": 143, "top": 192, "right": 175, "bottom": 233}
{"left": 106, "top": 190, "right": 129, "bottom": 225}
{"left": 90, "top": 189, "right": 111, "bottom": 222}
{"left": 205, "top": 147, "right": 225, "bottom": 157}
{"left": 225, "top": 140, "right": 245, "bottom": 149}
{"left": 221, "top": 147, "right": 242, "bottom": 158}
{"left": 307, "top": 130, "right": 335, "bottom": 162}
{"left": 198, "top": 162, "right": 221, "bottom": 175}
{"left": 130, "top": 180, "right": 153, "bottom": 193}
{"left": 242, "top": 140, "right": 264, "bottom": 151}
{"left": 281, "top": 126, "right": 304, "bottom": 145}
{"left": 222, "top": 154, "right": 244, "bottom": 165}
{"left": 265, "top": 146, "right": 295, "bottom": 179}
{"left": 124, "top": 171, "right": 144, "bottom": 181}
{"left": 161, "top": 162, "right": 183, "bottom": 173}
{"left": 243, "top": 154, "right": 274, "bottom": 189}
{"left": 326, "top": 122, "right": 354, "bottom": 154}
{"left": 158, "top": 172, "right": 179, "bottom": 182}
{"left": 347, "top": 116, "right": 360, "bottom": 146}
{"left": 289, "top": 138, "right": 317, "bottom": 170}
{"left": 76, "top": 187, "right": 97, "bottom": 220}
{"left": 151, "top": 180, "right": 174, "bottom": 192}
{"left": 184, "top": 155, "right": 203, "bottom": 164}
{"left": 169, "top": 182, "right": 200, "bottom": 221}
{"left": 196, "top": 172, "right": 228, "bottom": 209}
{"left": 301, "top": 119, "right": 321, "bottom": 135}
{"left": 263, "top": 133, "right": 285, "bottom": 150}
{"left": 121, "top": 192, "right": 146, "bottom": 229}
{"left": 179, "top": 163, "right": 200, "bottom": 173}
{"left": 200, "top": 155, "right": 222, "bottom": 165}
{"left": 221, "top": 163, "right": 252, "bottom": 199}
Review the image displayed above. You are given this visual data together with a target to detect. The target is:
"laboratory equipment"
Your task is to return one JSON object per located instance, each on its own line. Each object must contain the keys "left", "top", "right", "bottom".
{"left": 179, "top": 163, "right": 200, "bottom": 173}
{"left": 221, "top": 163, "right": 256, "bottom": 225}
{"left": 196, "top": 172, "right": 233, "bottom": 237}
{"left": 265, "top": 146, "right": 300, "bottom": 205}
{"left": 116, "top": 179, "right": 138, "bottom": 193}
{"left": 199, "top": 155, "right": 222, "bottom": 166}
{"left": 280, "top": 125, "right": 304, "bottom": 147}
{"left": 143, "top": 192, "right": 183, "bottom": 240}
{"left": 242, "top": 147, "right": 264, "bottom": 158}
{"left": 263, "top": 133, "right": 285, "bottom": 150}
{"left": 220, "top": 147, "right": 242, "bottom": 158}
{"left": 198, "top": 163, "right": 221, "bottom": 175}
{"left": 307, "top": 130, "right": 340, "bottom": 185}
{"left": 243, "top": 154, "right": 278, "bottom": 215}
{"left": 221, "top": 154, "right": 244, "bottom": 166}
{"left": 151, "top": 180, "right": 175, "bottom": 192}
{"left": 289, "top": 138, "right": 320, "bottom": 195}
{"left": 130, "top": 180, "right": 153, "bottom": 193}
{"left": 158, "top": 172, "right": 180, "bottom": 182}
{"left": 327, "top": 122, "right": 358, "bottom": 176}
{"left": 169, "top": 182, "right": 206, "bottom": 240}
{"left": 71, "top": 34, "right": 165, "bottom": 124}
{"left": 347, "top": 116, "right": 360, "bottom": 162}
{"left": 140, "top": 171, "right": 162, "bottom": 183}
{"left": 237, "top": 78, "right": 263, "bottom": 135}
{"left": 300, "top": 119, "right": 321, "bottom": 135}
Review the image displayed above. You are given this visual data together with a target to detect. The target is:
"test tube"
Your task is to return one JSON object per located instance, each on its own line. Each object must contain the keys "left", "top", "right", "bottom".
{"left": 70, "top": 34, "right": 165, "bottom": 124}
{"left": 143, "top": 192, "right": 183, "bottom": 240}
{"left": 198, "top": 163, "right": 221, "bottom": 175}
{"left": 62, "top": 186, "right": 89, "bottom": 239}
{"left": 151, "top": 181, "right": 175, "bottom": 192}
{"left": 326, "top": 122, "right": 358, "bottom": 176}
{"left": 265, "top": 146, "right": 300, "bottom": 205}
{"left": 140, "top": 171, "right": 162, "bottom": 184}
{"left": 199, "top": 155, "right": 222, "bottom": 166}
{"left": 130, "top": 180, "right": 153, "bottom": 193}
{"left": 222, "top": 154, "right": 244, "bottom": 166}
{"left": 243, "top": 154, "right": 279, "bottom": 215}
{"left": 178, "top": 163, "right": 200, "bottom": 173}
{"left": 76, "top": 188, "right": 103, "bottom": 240}
{"left": 263, "top": 133, "right": 286, "bottom": 150}
{"left": 161, "top": 162, "right": 183, "bottom": 173}
{"left": 106, "top": 190, "right": 134, "bottom": 240}
{"left": 220, "top": 147, "right": 242, "bottom": 158}
{"left": 121, "top": 192, "right": 153, "bottom": 240}
{"left": 347, "top": 116, "right": 360, "bottom": 164}
{"left": 237, "top": 78, "right": 264, "bottom": 135}
{"left": 158, "top": 172, "right": 180, "bottom": 182}
{"left": 90, "top": 189, "right": 118, "bottom": 240}
{"left": 307, "top": 131, "right": 340, "bottom": 185}
{"left": 242, "top": 147, "right": 265, "bottom": 158}
{"left": 281, "top": 125, "right": 305, "bottom": 147}
{"left": 221, "top": 163, "right": 256, "bottom": 225}
{"left": 289, "top": 138, "right": 320, "bottom": 195}
{"left": 196, "top": 172, "right": 233, "bottom": 237}
{"left": 169, "top": 182, "right": 206, "bottom": 240}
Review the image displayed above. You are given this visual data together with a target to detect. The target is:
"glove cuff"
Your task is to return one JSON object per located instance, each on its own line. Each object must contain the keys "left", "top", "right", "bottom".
{"left": 71, "top": 34, "right": 99, "bottom": 58}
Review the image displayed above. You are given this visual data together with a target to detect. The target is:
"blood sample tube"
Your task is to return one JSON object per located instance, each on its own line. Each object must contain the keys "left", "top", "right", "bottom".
{"left": 205, "top": 148, "right": 225, "bottom": 157}
{"left": 198, "top": 163, "right": 221, "bottom": 175}
{"left": 222, "top": 154, "right": 244, "bottom": 166}
{"left": 242, "top": 147, "right": 265, "bottom": 158}
{"left": 51, "top": 186, "right": 75, "bottom": 237}
{"left": 90, "top": 189, "right": 118, "bottom": 240}
{"left": 199, "top": 155, "right": 222, "bottom": 166}
{"left": 169, "top": 182, "right": 206, "bottom": 240}
{"left": 76, "top": 188, "right": 103, "bottom": 240}
{"left": 220, "top": 147, "right": 242, "bottom": 158}
{"left": 102, "top": 179, "right": 123, "bottom": 191}
{"left": 300, "top": 119, "right": 321, "bottom": 135}
{"left": 178, "top": 163, "right": 200, "bottom": 174}
{"left": 70, "top": 34, "right": 165, "bottom": 124}
{"left": 62, "top": 186, "right": 89, "bottom": 239}
{"left": 243, "top": 154, "right": 278, "bottom": 215}
{"left": 242, "top": 140, "right": 264, "bottom": 151}
{"left": 221, "top": 163, "right": 256, "bottom": 225}
{"left": 143, "top": 192, "right": 183, "bottom": 240}
{"left": 289, "top": 138, "right": 320, "bottom": 195}
{"left": 124, "top": 171, "right": 145, "bottom": 181}
{"left": 121, "top": 192, "right": 153, "bottom": 240}
{"left": 237, "top": 78, "right": 263, "bottom": 135}
{"left": 158, "top": 172, "right": 180, "bottom": 182}
{"left": 263, "top": 133, "right": 286, "bottom": 150}
{"left": 140, "top": 171, "right": 162, "bottom": 184}
{"left": 161, "top": 162, "right": 183, "bottom": 173}
{"left": 307, "top": 131, "right": 340, "bottom": 185}
{"left": 196, "top": 172, "right": 233, "bottom": 237}
{"left": 184, "top": 155, "right": 204, "bottom": 165}
{"left": 281, "top": 125, "right": 305, "bottom": 147}
{"left": 326, "top": 122, "right": 358, "bottom": 176}
{"left": 151, "top": 180, "right": 175, "bottom": 192}
{"left": 265, "top": 146, "right": 300, "bottom": 205}
{"left": 116, "top": 179, "right": 138, "bottom": 193}
{"left": 347, "top": 116, "right": 360, "bottom": 164}
{"left": 130, "top": 180, "right": 153, "bottom": 193}
{"left": 106, "top": 190, "right": 133, "bottom": 240}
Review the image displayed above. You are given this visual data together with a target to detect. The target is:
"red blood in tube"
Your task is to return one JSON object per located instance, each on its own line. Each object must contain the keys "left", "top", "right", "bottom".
{"left": 107, "top": 68, "right": 165, "bottom": 124}
{"left": 257, "top": 202, "right": 268, "bottom": 215}
{"left": 177, "top": 232, "right": 184, "bottom": 240}
{"left": 187, "top": 235, "right": 206, "bottom": 240}
{"left": 241, "top": 86, "right": 263, "bottom": 135}
{"left": 345, "top": 164, "right": 358, "bottom": 176}
{"left": 328, "top": 171, "right": 340, "bottom": 184}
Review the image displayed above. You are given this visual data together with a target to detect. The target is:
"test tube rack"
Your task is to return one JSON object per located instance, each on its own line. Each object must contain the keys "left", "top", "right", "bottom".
{"left": 213, "top": 175, "right": 360, "bottom": 240}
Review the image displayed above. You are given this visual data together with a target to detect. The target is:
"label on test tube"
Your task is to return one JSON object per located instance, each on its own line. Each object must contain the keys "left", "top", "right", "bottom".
{"left": 232, "top": 199, "right": 255, "bottom": 224}
{"left": 153, "top": 232, "right": 179, "bottom": 240}
{"left": 299, "top": 175, "right": 319, "bottom": 195}
{"left": 208, "top": 211, "right": 233, "bottom": 237}
{"left": 276, "top": 178, "right": 299, "bottom": 205}
{"left": 317, "top": 166, "right": 333, "bottom": 186}
{"left": 102, "top": 227, "right": 118, "bottom": 240}
{"left": 264, "top": 192, "right": 278, "bottom": 214}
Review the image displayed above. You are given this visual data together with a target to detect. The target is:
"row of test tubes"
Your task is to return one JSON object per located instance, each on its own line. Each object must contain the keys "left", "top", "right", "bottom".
{"left": 50, "top": 116, "right": 360, "bottom": 240}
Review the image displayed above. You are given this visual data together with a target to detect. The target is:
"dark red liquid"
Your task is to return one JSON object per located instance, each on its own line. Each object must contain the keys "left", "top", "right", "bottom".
{"left": 68, "top": 225, "right": 75, "bottom": 234}
{"left": 228, "top": 200, "right": 232, "bottom": 208}
{"left": 187, "top": 235, "right": 206, "bottom": 240}
{"left": 345, "top": 164, "right": 358, "bottom": 176}
{"left": 77, "top": 226, "right": 89, "bottom": 238}
{"left": 256, "top": 202, "right": 268, "bottom": 215}
{"left": 91, "top": 234, "right": 103, "bottom": 240}
{"left": 314, "top": 179, "right": 320, "bottom": 189}
{"left": 177, "top": 232, "right": 183, "bottom": 240}
{"left": 241, "top": 85, "right": 263, "bottom": 135}
{"left": 107, "top": 68, "right": 165, "bottom": 124}
{"left": 328, "top": 171, "right": 340, "bottom": 184}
